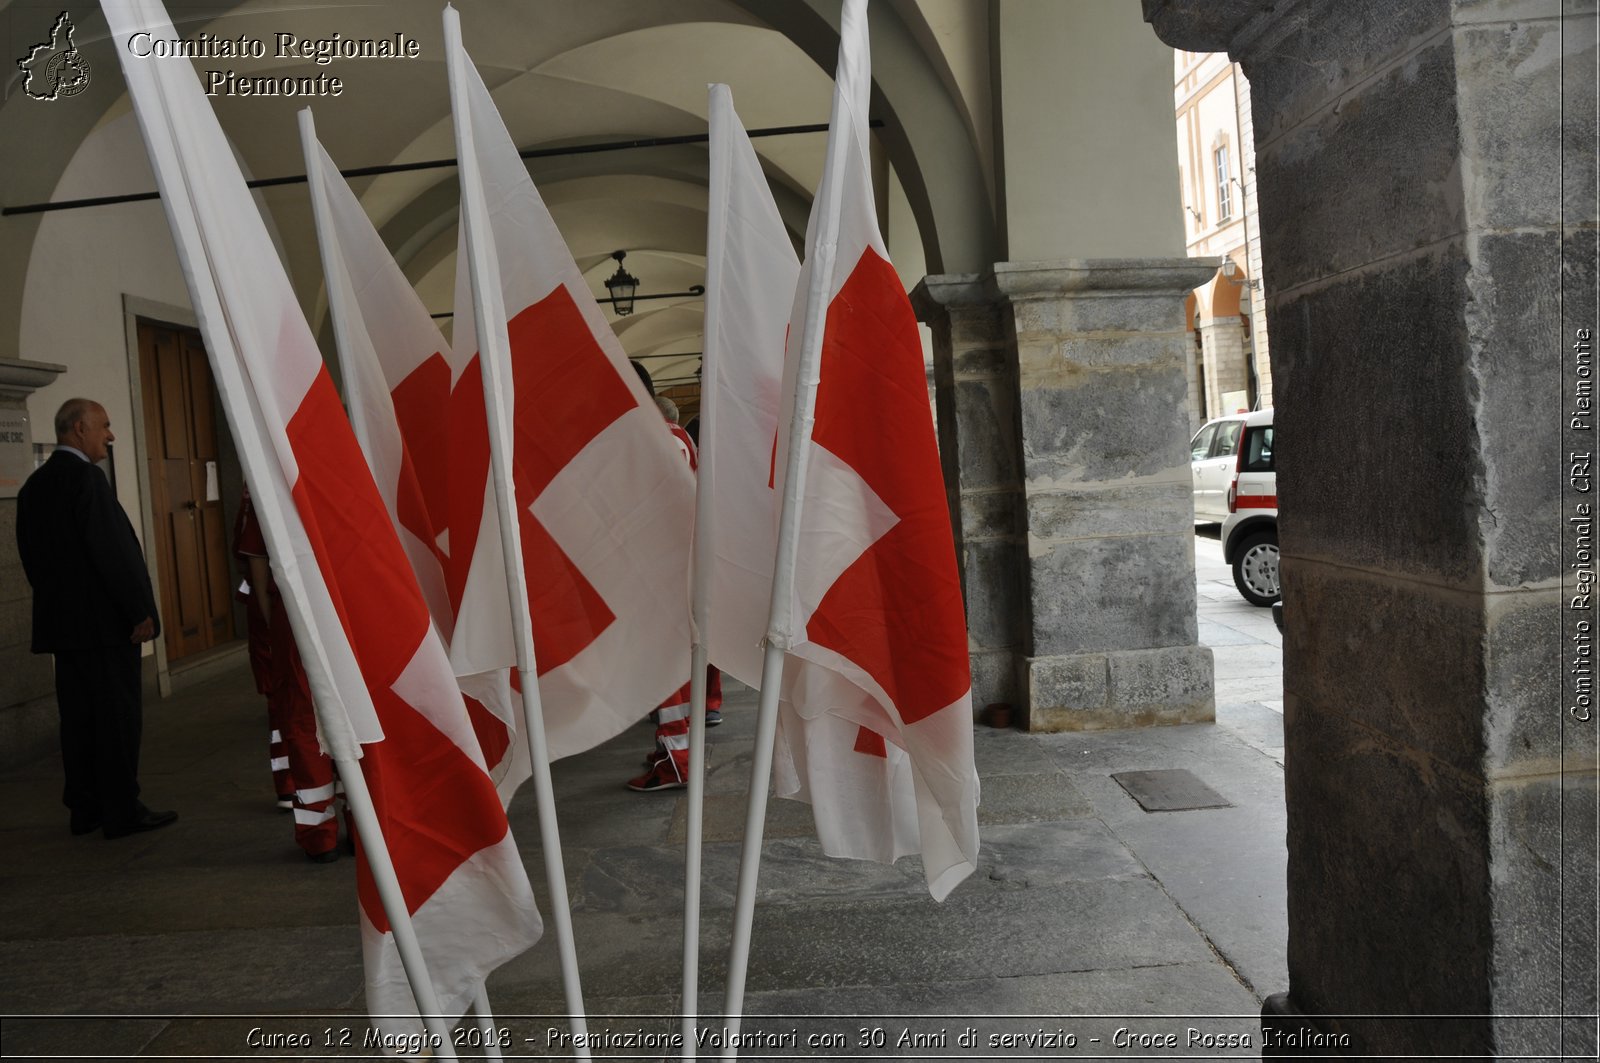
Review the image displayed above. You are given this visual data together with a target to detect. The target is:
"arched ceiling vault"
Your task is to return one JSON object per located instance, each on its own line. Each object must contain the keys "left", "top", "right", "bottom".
{"left": 3, "top": 0, "right": 998, "bottom": 394}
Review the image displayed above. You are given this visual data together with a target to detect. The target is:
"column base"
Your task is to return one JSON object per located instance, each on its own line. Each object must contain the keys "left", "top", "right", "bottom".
{"left": 1024, "top": 645, "right": 1214, "bottom": 731}
{"left": 1260, "top": 993, "right": 1348, "bottom": 1059}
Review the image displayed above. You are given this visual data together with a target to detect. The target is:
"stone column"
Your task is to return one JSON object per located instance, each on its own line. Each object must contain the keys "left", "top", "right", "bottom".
{"left": 1197, "top": 315, "right": 1248, "bottom": 415}
{"left": 995, "top": 259, "right": 1217, "bottom": 731}
{"left": 1142, "top": 0, "right": 1598, "bottom": 1056}
{"left": 1183, "top": 327, "right": 1205, "bottom": 433}
{"left": 913, "top": 275, "right": 1026, "bottom": 712}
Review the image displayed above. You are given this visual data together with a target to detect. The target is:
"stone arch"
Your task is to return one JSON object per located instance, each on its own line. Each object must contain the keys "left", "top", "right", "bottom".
{"left": 2, "top": 0, "right": 994, "bottom": 384}
{"left": 724, "top": 0, "right": 997, "bottom": 273}
{"left": 1192, "top": 268, "right": 1243, "bottom": 323}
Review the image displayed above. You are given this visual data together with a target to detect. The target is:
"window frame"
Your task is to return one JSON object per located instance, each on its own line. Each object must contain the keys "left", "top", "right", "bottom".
{"left": 1215, "top": 144, "right": 1233, "bottom": 221}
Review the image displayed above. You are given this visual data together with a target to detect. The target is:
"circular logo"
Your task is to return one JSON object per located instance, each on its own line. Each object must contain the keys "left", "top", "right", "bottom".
{"left": 45, "top": 50, "right": 91, "bottom": 98}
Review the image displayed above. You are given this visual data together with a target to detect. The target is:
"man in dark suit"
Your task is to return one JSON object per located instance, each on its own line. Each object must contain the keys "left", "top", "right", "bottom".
{"left": 16, "top": 397, "right": 177, "bottom": 838}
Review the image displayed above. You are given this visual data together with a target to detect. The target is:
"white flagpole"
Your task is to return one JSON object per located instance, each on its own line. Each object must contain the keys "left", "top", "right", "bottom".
{"left": 443, "top": 6, "right": 590, "bottom": 1054}
{"left": 719, "top": 8, "right": 859, "bottom": 1049}
{"left": 472, "top": 988, "right": 504, "bottom": 1060}
{"left": 678, "top": 81, "right": 741, "bottom": 1061}
{"left": 334, "top": 756, "right": 460, "bottom": 1060}
{"left": 300, "top": 106, "right": 509, "bottom": 1058}
{"left": 154, "top": 134, "right": 463, "bottom": 1063}
{"left": 681, "top": 645, "right": 710, "bottom": 1056}
{"left": 106, "top": 4, "right": 458, "bottom": 1052}
{"left": 718, "top": 643, "right": 785, "bottom": 1057}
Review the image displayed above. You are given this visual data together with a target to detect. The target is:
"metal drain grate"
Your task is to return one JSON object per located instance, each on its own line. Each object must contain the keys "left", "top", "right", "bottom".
{"left": 1111, "top": 769, "right": 1233, "bottom": 812}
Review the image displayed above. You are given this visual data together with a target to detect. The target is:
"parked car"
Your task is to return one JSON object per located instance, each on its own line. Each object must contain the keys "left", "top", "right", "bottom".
{"left": 1220, "top": 410, "right": 1278, "bottom": 606}
{"left": 1189, "top": 412, "right": 1247, "bottom": 523}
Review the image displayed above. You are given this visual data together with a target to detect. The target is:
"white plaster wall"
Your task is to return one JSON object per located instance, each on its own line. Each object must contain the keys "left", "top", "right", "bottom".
{"left": 1193, "top": 76, "right": 1241, "bottom": 226}
{"left": 20, "top": 106, "right": 296, "bottom": 544}
{"left": 888, "top": 0, "right": 995, "bottom": 208}
{"left": 19, "top": 110, "right": 190, "bottom": 540}
{"left": 887, "top": 164, "right": 927, "bottom": 290}
{"left": 995, "top": 0, "right": 1184, "bottom": 261}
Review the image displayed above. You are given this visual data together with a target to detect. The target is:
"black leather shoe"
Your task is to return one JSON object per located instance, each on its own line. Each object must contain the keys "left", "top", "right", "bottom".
{"left": 307, "top": 848, "right": 339, "bottom": 864}
{"left": 69, "top": 811, "right": 102, "bottom": 836}
{"left": 103, "top": 806, "right": 177, "bottom": 839}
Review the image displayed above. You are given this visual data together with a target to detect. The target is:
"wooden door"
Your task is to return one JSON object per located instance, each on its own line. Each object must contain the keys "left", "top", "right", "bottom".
{"left": 138, "top": 320, "right": 233, "bottom": 661}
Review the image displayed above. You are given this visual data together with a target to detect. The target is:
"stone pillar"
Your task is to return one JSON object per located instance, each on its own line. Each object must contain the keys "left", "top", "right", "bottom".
{"left": 1183, "top": 326, "right": 1204, "bottom": 432}
{"left": 913, "top": 276, "right": 1026, "bottom": 713}
{"left": 1142, "top": 0, "right": 1598, "bottom": 1056}
{"left": 1197, "top": 315, "right": 1248, "bottom": 415}
{"left": 0, "top": 358, "right": 65, "bottom": 767}
{"left": 995, "top": 259, "right": 1217, "bottom": 731}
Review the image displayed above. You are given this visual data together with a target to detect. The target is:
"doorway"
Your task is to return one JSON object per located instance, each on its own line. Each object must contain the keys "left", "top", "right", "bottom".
{"left": 136, "top": 319, "right": 234, "bottom": 662}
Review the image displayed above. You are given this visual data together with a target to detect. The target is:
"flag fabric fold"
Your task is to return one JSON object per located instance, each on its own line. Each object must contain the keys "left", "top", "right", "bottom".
{"left": 699, "top": 84, "right": 800, "bottom": 691}
{"left": 756, "top": 0, "right": 981, "bottom": 901}
{"left": 105, "top": 0, "right": 541, "bottom": 1038}
{"left": 300, "top": 117, "right": 529, "bottom": 802}
{"left": 446, "top": 33, "right": 696, "bottom": 761}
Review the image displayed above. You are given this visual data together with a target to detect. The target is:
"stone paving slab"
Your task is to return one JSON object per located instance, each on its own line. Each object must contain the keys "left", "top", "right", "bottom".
{"left": 490, "top": 878, "right": 1219, "bottom": 1009}
{"left": 572, "top": 837, "right": 929, "bottom": 915}
{"left": 1210, "top": 643, "right": 1285, "bottom": 681}
{"left": 976, "top": 770, "right": 1096, "bottom": 823}
{"left": 1215, "top": 676, "right": 1284, "bottom": 703}
{"left": 740, "top": 965, "right": 1261, "bottom": 1058}
{"left": 0, "top": 926, "right": 366, "bottom": 1014}
{"left": 1204, "top": 619, "right": 1282, "bottom": 649}
{"left": 662, "top": 787, "right": 814, "bottom": 845}
{"left": 1068, "top": 764, "right": 1288, "bottom": 998}
{"left": 1217, "top": 702, "right": 1287, "bottom": 763}
{"left": 971, "top": 722, "right": 1063, "bottom": 775}
{"left": 0, "top": 861, "right": 357, "bottom": 941}
{"left": 740, "top": 879, "right": 1216, "bottom": 994}
{"left": 1196, "top": 620, "right": 1263, "bottom": 646}
{"left": 0, "top": 1016, "right": 168, "bottom": 1062}
{"left": 974, "top": 820, "right": 1151, "bottom": 889}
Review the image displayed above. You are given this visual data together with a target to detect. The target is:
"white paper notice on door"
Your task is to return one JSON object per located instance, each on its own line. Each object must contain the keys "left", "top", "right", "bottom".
{"left": 205, "top": 460, "right": 220, "bottom": 502}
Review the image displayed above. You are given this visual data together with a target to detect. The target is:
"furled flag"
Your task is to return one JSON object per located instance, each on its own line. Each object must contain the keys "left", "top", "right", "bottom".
{"left": 698, "top": 84, "right": 799, "bottom": 690}
{"left": 696, "top": 85, "right": 923, "bottom": 866}
{"left": 445, "top": 28, "right": 696, "bottom": 761}
{"left": 104, "top": 0, "right": 541, "bottom": 1038}
{"left": 300, "top": 116, "right": 528, "bottom": 801}
{"left": 766, "top": 0, "right": 980, "bottom": 901}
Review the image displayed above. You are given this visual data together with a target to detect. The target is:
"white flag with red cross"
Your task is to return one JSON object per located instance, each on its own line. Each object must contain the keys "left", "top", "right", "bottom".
{"left": 766, "top": 0, "right": 980, "bottom": 901}
{"left": 301, "top": 122, "right": 528, "bottom": 801}
{"left": 445, "top": 30, "right": 696, "bottom": 761}
{"left": 105, "top": 0, "right": 541, "bottom": 1037}
{"left": 697, "top": 85, "right": 923, "bottom": 866}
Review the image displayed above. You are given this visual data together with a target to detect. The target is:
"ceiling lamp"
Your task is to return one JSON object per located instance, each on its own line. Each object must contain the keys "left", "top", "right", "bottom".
{"left": 604, "top": 250, "right": 640, "bottom": 317}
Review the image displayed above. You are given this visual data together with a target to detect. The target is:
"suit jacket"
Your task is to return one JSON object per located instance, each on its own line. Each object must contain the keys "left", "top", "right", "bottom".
{"left": 16, "top": 450, "right": 161, "bottom": 653}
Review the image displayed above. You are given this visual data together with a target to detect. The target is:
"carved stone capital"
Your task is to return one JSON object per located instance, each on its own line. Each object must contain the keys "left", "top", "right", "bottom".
{"left": 994, "top": 258, "right": 1222, "bottom": 299}
{"left": 0, "top": 358, "right": 66, "bottom": 401}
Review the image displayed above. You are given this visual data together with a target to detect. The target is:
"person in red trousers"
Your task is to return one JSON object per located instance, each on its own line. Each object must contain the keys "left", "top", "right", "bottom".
{"left": 628, "top": 394, "right": 723, "bottom": 792}
{"left": 233, "top": 489, "right": 342, "bottom": 861}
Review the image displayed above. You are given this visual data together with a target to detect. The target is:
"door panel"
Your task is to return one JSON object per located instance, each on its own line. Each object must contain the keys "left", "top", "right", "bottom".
{"left": 139, "top": 320, "right": 234, "bottom": 661}
{"left": 183, "top": 330, "right": 232, "bottom": 647}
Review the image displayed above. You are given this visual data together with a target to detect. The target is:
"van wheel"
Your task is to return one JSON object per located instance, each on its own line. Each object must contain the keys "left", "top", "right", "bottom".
{"left": 1232, "top": 531, "right": 1281, "bottom": 606}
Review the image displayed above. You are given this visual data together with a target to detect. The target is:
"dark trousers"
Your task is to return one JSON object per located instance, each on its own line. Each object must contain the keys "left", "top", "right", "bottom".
{"left": 55, "top": 645, "right": 143, "bottom": 827}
